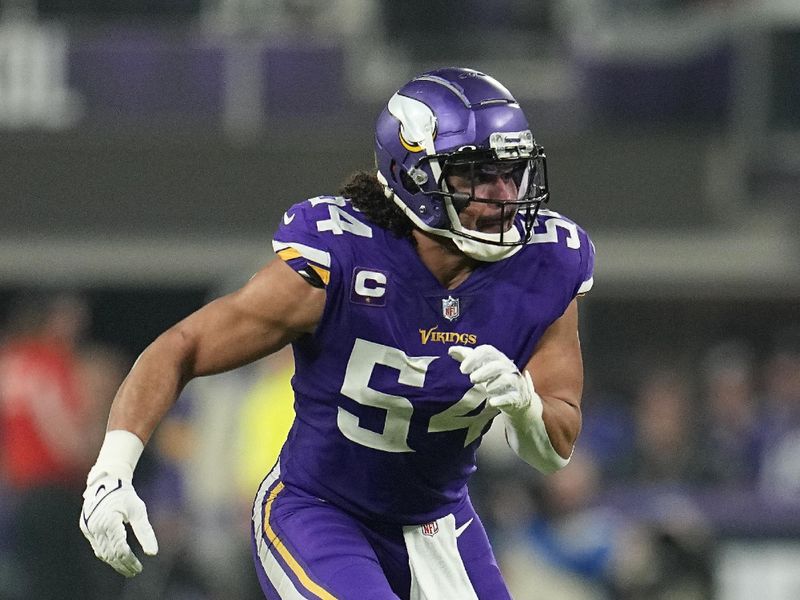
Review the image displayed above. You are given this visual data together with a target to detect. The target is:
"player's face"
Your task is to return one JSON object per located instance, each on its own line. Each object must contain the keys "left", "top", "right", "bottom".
{"left": 445, "top": 162, "right": 521, "bottom": 234}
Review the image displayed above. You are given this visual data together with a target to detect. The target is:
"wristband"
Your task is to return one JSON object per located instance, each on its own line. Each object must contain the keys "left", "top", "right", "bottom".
{"left": 88, "top": 430, "right": 145, "bottom": 483}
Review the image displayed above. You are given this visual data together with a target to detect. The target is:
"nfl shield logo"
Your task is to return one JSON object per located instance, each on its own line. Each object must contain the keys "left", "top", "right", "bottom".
{"left": 442, "top": 296, "right": 460, "bottom": 322}
{"left": 421, "top": 521, "right": 439, "bottom": 537}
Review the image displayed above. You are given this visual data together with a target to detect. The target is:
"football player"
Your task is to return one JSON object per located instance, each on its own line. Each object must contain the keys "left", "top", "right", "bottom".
{"left": 80, "top": 67, "right": 595, "bottom": 599}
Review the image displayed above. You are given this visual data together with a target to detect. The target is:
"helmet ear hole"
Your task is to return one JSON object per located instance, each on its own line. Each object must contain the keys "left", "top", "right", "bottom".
{"left": 389, "top": 159, "right": 400, "bottom": 182}
{"left": 400, "top": 170, "right": 421, "bottom": 195}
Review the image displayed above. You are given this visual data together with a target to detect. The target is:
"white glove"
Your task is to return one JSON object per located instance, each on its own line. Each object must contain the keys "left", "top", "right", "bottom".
{"left": 79, "top": 430, "right": 158, "bottom": 577}
{"left": 448, "top": 344, "right": 534, "bottom": 414}
{"left": 449, "top": 345, "right": 571, "bottom": 473}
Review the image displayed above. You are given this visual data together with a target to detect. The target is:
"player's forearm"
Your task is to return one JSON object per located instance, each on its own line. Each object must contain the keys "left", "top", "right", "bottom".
{"left": 539, "top": 395, "right": 582, "bottom": 459}
{"left": 106, "top": 327, "right": 195, "bottom": 444}
{"left": 498, "top": 387, "right": 579, "bottom": 474}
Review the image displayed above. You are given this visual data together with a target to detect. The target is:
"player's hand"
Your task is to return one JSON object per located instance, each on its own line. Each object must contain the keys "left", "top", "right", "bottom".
{"left": 450, "top": 344, "right": 570, "bottom": 473}
{"left": 79, "top": 468, "right": 158, "bottom": 577}
{"left": 448, "top": 344, "right": 536, "bottom": 413}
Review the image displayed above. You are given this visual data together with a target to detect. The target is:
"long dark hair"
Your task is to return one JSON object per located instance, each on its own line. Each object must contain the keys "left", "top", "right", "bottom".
{"left": 338, "top": 171, "right": 413, "bottom": 239}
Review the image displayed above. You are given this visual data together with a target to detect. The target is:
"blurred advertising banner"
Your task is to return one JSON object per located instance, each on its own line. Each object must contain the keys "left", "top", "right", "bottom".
{"left": 0, "top": 22, "right": 82, "bottom": 128}
{"left": 0, "top": 21, "right": 344, "bottom": 130}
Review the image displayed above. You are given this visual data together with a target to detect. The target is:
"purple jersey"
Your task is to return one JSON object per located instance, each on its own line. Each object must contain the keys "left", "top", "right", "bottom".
{"left": 272, "top": 196, "right": 594, "bottom": 524}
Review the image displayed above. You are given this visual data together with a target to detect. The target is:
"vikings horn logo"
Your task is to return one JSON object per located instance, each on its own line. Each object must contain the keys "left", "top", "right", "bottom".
{"left": 388, "top": 93, "right": 437, "bottom": 153}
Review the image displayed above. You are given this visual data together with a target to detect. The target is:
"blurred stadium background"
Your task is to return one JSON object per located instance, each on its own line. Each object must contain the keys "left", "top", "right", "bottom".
{"left": 1, "top": 0, "right": 799, "bottom": 598}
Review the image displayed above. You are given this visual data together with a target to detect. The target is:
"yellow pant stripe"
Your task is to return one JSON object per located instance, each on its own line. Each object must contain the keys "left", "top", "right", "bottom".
{"left": 262, "top": 482, "right": 338, "bottom": 600}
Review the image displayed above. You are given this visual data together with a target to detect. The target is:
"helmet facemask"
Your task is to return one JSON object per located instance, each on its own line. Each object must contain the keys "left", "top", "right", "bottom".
{"left": 398, "top": 133, "right": 549, "bottom": 260}
{"left": 432, "top": 145, "right": 549, "bottom": 248}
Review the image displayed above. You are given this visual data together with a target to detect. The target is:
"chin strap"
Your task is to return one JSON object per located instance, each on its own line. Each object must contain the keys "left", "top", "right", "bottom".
{"left": 451, "top": 234, "right": 523, "bottom": 262}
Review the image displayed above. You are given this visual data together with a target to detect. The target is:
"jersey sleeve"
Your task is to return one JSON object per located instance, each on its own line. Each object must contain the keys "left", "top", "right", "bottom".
{"left": 532, "top": 209, "right": 595, "bottom": 299}
{"left": 272, "top": 199, "right": 335, "bottom": 288}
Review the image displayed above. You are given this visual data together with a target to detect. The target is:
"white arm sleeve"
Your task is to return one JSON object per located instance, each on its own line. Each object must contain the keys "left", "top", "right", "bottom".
{"left": 502, "top": 371, "right": 572, "bottom": 474}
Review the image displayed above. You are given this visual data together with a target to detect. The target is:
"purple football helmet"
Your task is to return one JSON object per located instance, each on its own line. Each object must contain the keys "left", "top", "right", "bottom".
{"left": 374, "top": 67, "right": 549, "bottom": 261}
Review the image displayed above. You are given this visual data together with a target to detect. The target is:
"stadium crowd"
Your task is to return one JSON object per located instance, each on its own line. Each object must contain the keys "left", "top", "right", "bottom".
{"left": 1, "top": 290, "right": 799, "bottom": 599}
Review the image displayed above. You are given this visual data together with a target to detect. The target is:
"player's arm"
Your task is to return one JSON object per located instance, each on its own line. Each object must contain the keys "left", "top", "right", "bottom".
{"left": 108, "top": 258, "right": 324, "bottom": 443}
{"left": 449, "top": 298, "right": 584, "bottom": 474}
{"left": 80, "top": 257, "right": 324, "bottom": 577}
{"left": 525, "top": 298, "right": 583, "bottom": 459}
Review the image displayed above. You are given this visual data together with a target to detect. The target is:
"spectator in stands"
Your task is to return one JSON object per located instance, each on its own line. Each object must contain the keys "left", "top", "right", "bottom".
{"left": 624, "top": 366, "right": 704, "bottom": 484}
{"left": 0, "top": 291, "right": 120, "bottom": 599}
{"left": 758, "top": 328, "right": 800, "bottom": 500}
{"left": 491, "top": 449, "right": 704, "bottom": 600}
{"left": 696, "top": 339, "right": 764, "bottom": 487}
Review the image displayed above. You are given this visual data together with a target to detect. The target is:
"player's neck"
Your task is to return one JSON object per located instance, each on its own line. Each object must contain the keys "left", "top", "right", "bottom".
{"left": 411, "top": 230, "right": 479, "bottom": 290}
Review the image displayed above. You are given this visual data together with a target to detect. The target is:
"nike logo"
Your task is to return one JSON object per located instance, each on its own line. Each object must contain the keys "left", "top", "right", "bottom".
{"left": 82, "top": 478, "right": 123, "bottom": 526}
{"left": 455, "top": 518, "right": 473, "bottom": 538}
{"left": 283, "top": 212, "right": 296, "bottom": 225}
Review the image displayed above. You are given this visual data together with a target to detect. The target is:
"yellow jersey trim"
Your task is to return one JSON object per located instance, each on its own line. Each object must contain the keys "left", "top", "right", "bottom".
{"left": 277, "top": 248, "right": 303, "bottom": 261}
{"left": 308, "top": 264, "right": 331, "bottom": 286}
